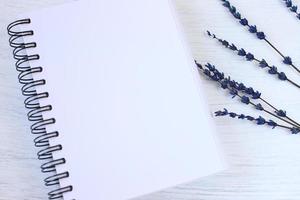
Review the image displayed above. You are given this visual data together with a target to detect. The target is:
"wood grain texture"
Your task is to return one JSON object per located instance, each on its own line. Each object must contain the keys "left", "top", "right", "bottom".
{"left": 1, "top": 0, "right": 300, "bottom": 200}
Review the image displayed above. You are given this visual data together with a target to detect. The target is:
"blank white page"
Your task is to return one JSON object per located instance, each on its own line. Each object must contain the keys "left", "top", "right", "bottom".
{"left": 19, "top": 0, "right": 225, "bottom": 199}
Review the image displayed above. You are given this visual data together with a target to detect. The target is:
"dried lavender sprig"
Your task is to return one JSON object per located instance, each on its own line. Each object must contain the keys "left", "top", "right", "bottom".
{"left": 221, "top": 0, "right": 300, "bottom": 74}
{"left": 202, "top": 63, "right": 261, "bottom": 99}
{"left": 196, "top": 61, "right": 300, "bottom": 128}
{"left": 206, "top": 31, "right": 300, "bottom": 89}
{"left": 235, "top": 92, "right": 300, "bottom": 129}
{"left": 203, "top": 41, "right": 300, "bottom": 128}
{"left": 203, "top": 62, "right": 300, "bottom": 128}
{"left": 282, "top": 0, "right": 300, "bottom": 20}
{"left": 215, "top": 108, "right": 300, "bottom": 134}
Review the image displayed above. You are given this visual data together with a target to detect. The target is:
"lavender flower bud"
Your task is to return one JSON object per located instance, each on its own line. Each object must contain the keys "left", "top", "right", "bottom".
{"left": 255, "top": 103, "right": 264, "bottom": 111}
{"left": 230, "top": 6, "right": 237, "bottom": 14}
{"left": 238, "top": 114, "right": 246, "bottom": 119}
{"left": 267, "top": 120, "right": 277, "bottom": 129}
{"left": 204, "top": 69, "right": 211, "bottom": 77}
{"left": 268, "top": 66, "right": 278, "bottom": 74}
{"left": 206, "top": 63, "right": 215, "bottom": 71}
{"left": 195, "top": 60, "right": 203, "bottom": 70}
{"left": 252, "top": 91, "right": 261, "bottom": 99}
{"left": 238, "top": 48, "right": 246, "bottom": 56}
{"left": 234, "top": 12, "right": 241, "bottom": 19}
{"left": 246, "top": 53, "right": 255, "bottom": 61}
{"left": 215, "top": 108, "right": 228, "bottom": 116}
{"left": 259, "top": 59, "right": 268, "bottom": 68}
{"left": 291, "top": 5, "right": 298, "bottom": 12}
{"left": 229, "top": 43, "right": 237, "bottom": 50}
{"left": 276, "top": 110, "right": 287, "bottom": 117}
{"left": 286, "top": 0, "right": 292, "bottom": 7}
{"left": 240, "top": 18, "right": 248, "bottom": 26}
{"left": 249, "top": 25, "right": 257, "bottom": 33}
{"left": 229, "top": 80, "right": 237, "bottom": 88}
{"left": 256, "top": 32, "right": 266, "bottom": 40}
{"left": 222, "top": 0, "right": 230, "bottom": 8}
{"left": 237, "top": 83, "right": 246, "bottom": 90}
{"left": 256, "top": 116, "right": 266, "bottom": 125}
{"left": 291, "top": 127, "right": 300, "bottom": 134}
{"left": 211, "top": 74, "right": 220, "bottom": 81}
{"left": 283, "top": 56, "right": 293, "bottom": 65}
{"left": 222, "top": 40, "right": 229, "bottom": 47}
{"left": 229, "top": 112, "right": 238, "bottom": 118}
{"left": 221, "top": 80, "right": 229, "bottom": 89}
{"left": 195, "top": 60, "right": 203, "bottom": 69}
{"left": 241, "top": 96, "right": 250, "bottom": 104}
{"left": 207, "top": 30, "right": 216, "bottom": 38}
{"left": 278, "top": 72, "right": 287, "bottom": 81}
{"left": 245, "top": 87, "right": 254, "bottom": 95}
{"left": 246, "top": 116, "right": 255, "bottom": 121}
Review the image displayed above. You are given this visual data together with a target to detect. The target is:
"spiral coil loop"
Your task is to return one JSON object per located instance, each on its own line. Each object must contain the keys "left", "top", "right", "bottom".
{"left": 7, "top": 19, "right": 73, "bottom": 200}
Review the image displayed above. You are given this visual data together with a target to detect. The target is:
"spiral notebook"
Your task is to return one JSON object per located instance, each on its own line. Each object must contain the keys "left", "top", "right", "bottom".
{"left": 7, "top": 0, "right": 224, "bottom": 199}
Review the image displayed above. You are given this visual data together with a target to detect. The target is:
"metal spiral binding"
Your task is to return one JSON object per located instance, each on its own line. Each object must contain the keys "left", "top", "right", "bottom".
{"left": 7, "top": 19, "right": 73, "bottom": 200}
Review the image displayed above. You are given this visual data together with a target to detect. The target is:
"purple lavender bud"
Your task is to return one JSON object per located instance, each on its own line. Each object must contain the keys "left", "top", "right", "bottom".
{"left": 259, "top": 59, "right": 269, "bottom": 68}
{"left": 207, "top": 30, "right": 212, "bottom": 36}
{"left": 246, "top": 53, "right": 255, "bottom": 61}
{"left": 276, "top": 110, "right": 287, "bottom": 117}
{"left": 241, "top": 96, "right": 250, "bottom": 104}
{"left": 240, "top": 18, "right": 248, "bottom": 26}
{"left": 278, "top": 72, "right": 287, "bottom": 81}
{"left": 268, "top": 66, "right": 278, "bottom": 74}
{"left": 246, "top": 116, "right": 255, "bottom": 121}
{"left": 238, "top": 114, "right": 246, "bottom": 119}
{"left": 291, "top": 5, "right": 298, "bottom": 12}
{"left": 223, "top": 1, "right": 230, "bottom": 8}
{"left": 229, "top": 80, "right": 237, "bottom": 88}
{"left": 286, "top": 0, "right": 292, "bottom": 7}
{"left": 229, "top": 112, "right": 238, "bottom": 118}
{"left": 238, "top": 48, "right": 246, "bottom": 56}
{"left": 297, "top": 13, "right": 300, "bottom": 19}
{"left": 230, "top": 6, "right": 237, "bottom": 14}
{"left": 256, "top": 32, "right": 266, "bottom": 40}
{"left": 255, "top": 103, "right": 264, "bottom": 111}
{"left": 206, "top": 63, "right": 215, "bottom": 71}
{"left": 229, "top": 43, "right": 237, "bottom": 51}
{"left": 207, "top": 30, "right": 216, "bottom": 38}
{"left": 211, "top": 74, "right": 220, "bottom": 81}
{"left": 249, "top": 25, "right": 257, "bottom": 33}
{"left": 283, "top": 56, "right": 293, "bottom": 65}
{"left": 215, "top": 108, "right": 228, "bottom": 116}
{"left": 267, "top": 120, "right": 277, "bottom": 129}
{"left": 256, "top": 116, "right": 266, "bottom": 125}
{"left": 222, "top": 40, "right": 229, "bottom": 47}
{"left": 195, "top": 60, "right": 203, "bottom": 69}
{"left": 236, "top": 83, "right": 246, "bottom": 90}
{"left": 221, "top": 80, "right": 228, "bottom": 89}
{"left": 252, "top": 91, "right": 261, "bottom": 99}
{"left": 245, "top": 87, "right": 254, "bottom": 95}
{"left": 217, "top": 72, "right": 225, "bottom": 80}
{"left": 204, "top": 69, "right": 211, "bottom": 77}
{"left": 215, "top": 70, "right": 225, "bottom": 80}
{"left": 291, "top": 127, "right": 300, "bottom": 134}
{"left": 234, "top": 12, "right": 241, "bottom": 19}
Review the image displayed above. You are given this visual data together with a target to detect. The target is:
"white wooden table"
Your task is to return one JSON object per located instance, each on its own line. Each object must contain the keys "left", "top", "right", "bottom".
{"left": 1, "top": 0, "right": 300, "bottom": 199}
